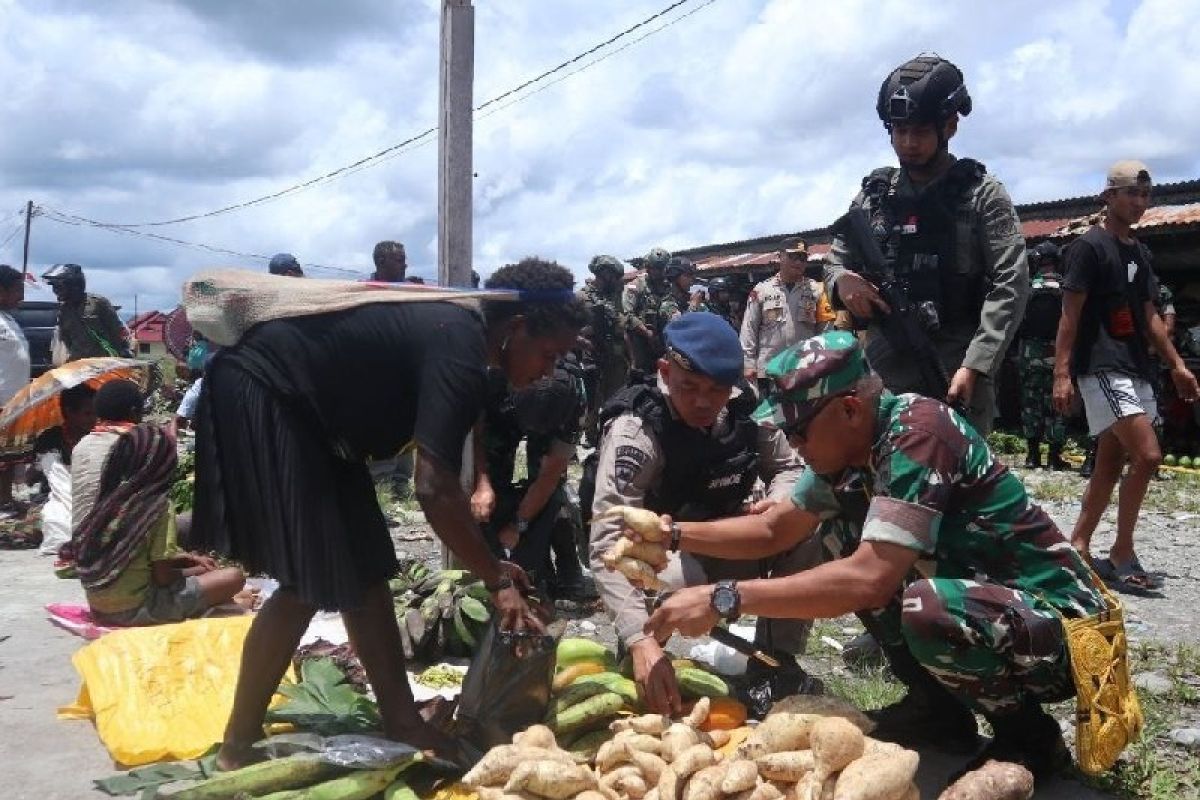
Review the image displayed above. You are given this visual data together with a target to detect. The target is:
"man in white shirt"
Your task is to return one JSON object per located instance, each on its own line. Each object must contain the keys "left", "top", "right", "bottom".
{"left": 0, "top": 265, "right": 31, "bottom": 512}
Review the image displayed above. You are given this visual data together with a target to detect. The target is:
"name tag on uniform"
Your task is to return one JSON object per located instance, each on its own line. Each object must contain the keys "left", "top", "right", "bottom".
{"left": 901, "top": 215, "right": 918, "bottom": 235}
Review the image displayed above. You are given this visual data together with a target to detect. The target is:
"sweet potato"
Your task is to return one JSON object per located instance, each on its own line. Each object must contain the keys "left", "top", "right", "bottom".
{"left": 720, "top": 759, "right": 759, "bottom": 794}
{"left": 612, "top": 714, "right": 670, "bottom": 737}
{"left": 645, "top": 789, "right": 661, "bottom": 800}
{"left": 630, "top": 751, "right": 670, "bottom": 785}
{"left": 755, "top": 750, "right": 815, "bottom": 782}
{"left": 662, "top": 723, "right": 704, "bottom": 763}
{"left": 832, "top": 749, "right": 919, "bottom": 800}
{"left": 464, "top": 746, "right": 576, "bottom": 788}
{"left": 747, "top": 783, "right": 785, "bottom": 800}
{"left": 658, "top": 766, "right": 680, "bottom": 800}
{"left": 810, "top": 718, "right": 865, "bottom": 779}
{"left": 672, "top": 744, "right": 717, "bottom": 779}
{"left": 577, "top": 792, "right": 611, "bottom": 800}
{"left": 682, "top": 763, "right": 730, "bottom": 800}
{"left": 767, "top": 697, "right": 875, "bottom": 735}
{"left": 603, "top": 537, "right": 669, "bottom": 570}
{"left": 513, "top": 725, "right": 559, "bottom": 750}
{"left": 610, "top": 556, "right": 666, "bottom": 591}
{"left": 601, "top": 766, "right": 645, "bottom": 792}
{"left": 937, "top": 759, "right": 1034, "bottom": 800}
{"left": 684, "top": 697, "right": 712, "bottom": 729}
{"left": 794, "top": 772, "right": 835, "bottom": 800}
{"left": 504, "top": 761, "right": 597, "bottom": 800}
{"left": 616, "top": 773, "right": 649, "bottom": 799}
{"left": 735, "top": 713, "right": 819, "bottom": 759}
{"left": 899, "top": 786, "right": 919, "bottom": 800}
{"left": 596, "top": 506, "right": 666, "bottom": 541}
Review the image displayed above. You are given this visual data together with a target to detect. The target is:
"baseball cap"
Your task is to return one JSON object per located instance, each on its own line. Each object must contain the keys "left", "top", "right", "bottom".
{"left": 268, "top": 253, "right": 304, "bottom": 276}
{"left": 1105, "top": 160, "right": 1152, "bottom": 192}
{"left": 662, "top": 312, "right": 742, "bottom": 387}
{"left": 753, "top": 331, "right": 868, "bottom": 430}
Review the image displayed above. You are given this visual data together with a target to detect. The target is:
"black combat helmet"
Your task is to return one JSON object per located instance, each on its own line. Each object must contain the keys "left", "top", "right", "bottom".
{"left": 42, "top": 263, "right": 86, "bottom": 287}
{"left": 588, "top": 254, "right": 624, "bottom": 278}
{"left": 876, "top": 54, "right": 972, "bottom": 131}
{"left": 644, "top": 247, "right": 671, "bottom": 271}
{"left": 707, "top": 276, "right": 734, "bottom": 293}
{"left": 664, "top": 256, "right": 696, "bottom": 280}
{"left": 1031, "top": 241, "right": 1061, "bottom": 266}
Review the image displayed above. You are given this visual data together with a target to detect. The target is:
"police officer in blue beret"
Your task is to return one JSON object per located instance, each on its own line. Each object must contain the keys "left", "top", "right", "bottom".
{"left": 588, "top": 312, "right": 820, "bottom": 714}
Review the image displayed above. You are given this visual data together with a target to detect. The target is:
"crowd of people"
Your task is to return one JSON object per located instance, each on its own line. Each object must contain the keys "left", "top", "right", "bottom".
{"left": 0, "top": 51, "right": 1194, "bottom": 788}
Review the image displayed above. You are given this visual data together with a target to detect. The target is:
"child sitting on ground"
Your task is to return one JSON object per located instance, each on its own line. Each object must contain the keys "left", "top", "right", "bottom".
{"left": 67, "top": 379, "right": 244, "bottom": 625}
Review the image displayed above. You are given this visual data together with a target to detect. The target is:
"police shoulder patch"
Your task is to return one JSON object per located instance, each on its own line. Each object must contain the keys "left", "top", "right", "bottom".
{"left": 613, "top": 445, "right": 650, "bottom": 493}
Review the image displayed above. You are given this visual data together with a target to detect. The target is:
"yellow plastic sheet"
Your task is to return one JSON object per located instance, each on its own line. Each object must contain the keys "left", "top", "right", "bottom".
{"left": 58, "top": 615, "right": 260, "bottom": 766}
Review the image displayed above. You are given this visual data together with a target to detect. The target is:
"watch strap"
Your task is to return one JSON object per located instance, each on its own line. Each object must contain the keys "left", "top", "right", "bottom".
{"left": 669, "top": 522, "right": 683, "bottom": 553}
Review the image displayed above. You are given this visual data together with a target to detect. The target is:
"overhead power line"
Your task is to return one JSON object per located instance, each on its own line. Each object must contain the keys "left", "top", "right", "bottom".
{"left": 38, "top": 207, "right": 364, "bottom": 276}
{"left": 59, "top": 0, "right": 711, "bottom": 229}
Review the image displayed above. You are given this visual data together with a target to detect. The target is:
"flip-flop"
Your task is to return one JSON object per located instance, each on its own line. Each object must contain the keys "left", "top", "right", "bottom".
{"left": 1128, "top": 553, "right": 1166, "bottom": 589}
{"left": 1094, "top": 558, "right": 1160, "bottom": 596}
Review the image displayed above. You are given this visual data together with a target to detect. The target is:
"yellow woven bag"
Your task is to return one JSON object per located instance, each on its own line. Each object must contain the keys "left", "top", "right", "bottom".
{"left": 1062, "top": 580, "right": 1143, "bottom": 775}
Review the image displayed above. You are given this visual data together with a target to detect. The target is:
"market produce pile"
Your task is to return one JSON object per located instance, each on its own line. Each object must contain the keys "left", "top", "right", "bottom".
{"left": 390, "top": 562, "right": 495, "bottom": 661}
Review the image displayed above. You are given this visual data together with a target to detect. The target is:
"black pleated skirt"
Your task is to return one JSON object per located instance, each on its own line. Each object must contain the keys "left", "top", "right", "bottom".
{"left": 190, "top": 360, "right": 398, "bottom": 611}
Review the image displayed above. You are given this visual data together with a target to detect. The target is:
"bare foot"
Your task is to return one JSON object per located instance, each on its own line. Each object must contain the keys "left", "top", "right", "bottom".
{"left": 215, "top": 739, "right": 263, "bottom": 772}
{"left": 233, "top": 587, "right": 262, "bottom": 611}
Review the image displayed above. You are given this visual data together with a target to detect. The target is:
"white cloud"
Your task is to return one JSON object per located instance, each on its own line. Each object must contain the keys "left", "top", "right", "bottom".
{"left": 0, "top": 0, "right": 1197, "bottom": 315}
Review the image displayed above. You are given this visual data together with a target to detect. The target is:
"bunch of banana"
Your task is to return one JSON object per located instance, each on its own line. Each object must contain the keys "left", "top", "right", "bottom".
{"left": 390, "top": 562, "right": 493, "bottom": 662}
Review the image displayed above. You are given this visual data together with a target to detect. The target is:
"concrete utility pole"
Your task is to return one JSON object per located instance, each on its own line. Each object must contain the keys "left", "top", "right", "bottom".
{"left": 21, "top": 200, "right": 33, "bottom": 277}
{"left": 437, "top": 0, "right": 474, "bottom": 289}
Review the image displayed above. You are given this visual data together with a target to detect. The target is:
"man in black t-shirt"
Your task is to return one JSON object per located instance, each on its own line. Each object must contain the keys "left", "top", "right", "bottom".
{"left": 1053, "top": 161, "right": 1199, "bottom": 593}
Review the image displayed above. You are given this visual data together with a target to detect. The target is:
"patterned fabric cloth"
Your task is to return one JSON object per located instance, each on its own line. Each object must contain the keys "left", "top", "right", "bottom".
{"left": 65, "top": 423, "right": 177, "bottom": 591}
{"left": 621, "top": 274, "right": 669, "bottom": 372}
{"left": 793, "top": 391, "right": 1106, "bottom": 712}
{"left": 1019, "top": 339, "right": 1067, "bottom": 444}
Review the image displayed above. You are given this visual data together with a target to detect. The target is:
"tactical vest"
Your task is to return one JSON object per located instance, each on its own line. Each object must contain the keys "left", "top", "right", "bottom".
{"left": 598, "top": 384, "right": 760, "bottom": 521}
{"left": 1020, "top": 272, "right": 1064, "bottom": 341}
{"left": 859, "top": 159, "right": 987, "bottom": 327}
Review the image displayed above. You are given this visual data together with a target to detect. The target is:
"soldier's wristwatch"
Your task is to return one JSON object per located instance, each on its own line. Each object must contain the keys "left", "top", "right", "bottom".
{"left": 710, "top": 580, "right": 741, "bottom": 622}
{"left": 516, "top": 517, "right": 530, "bottom": 535}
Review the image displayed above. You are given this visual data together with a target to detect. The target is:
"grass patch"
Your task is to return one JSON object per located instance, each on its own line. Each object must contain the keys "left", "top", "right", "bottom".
{"left": 823, "top": 665, "right": 905, "bottom": 712}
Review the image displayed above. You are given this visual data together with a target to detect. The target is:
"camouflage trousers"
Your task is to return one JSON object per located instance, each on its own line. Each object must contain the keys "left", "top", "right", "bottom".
{"left": 1018, "top": 341, "right": 1067, "bottom": 445}
{"left": 820, "top": 522, "right": 1075, "bottom": 715}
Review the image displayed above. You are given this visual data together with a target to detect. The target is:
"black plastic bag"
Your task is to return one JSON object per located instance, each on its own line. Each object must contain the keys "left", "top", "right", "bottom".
{"left": 454, "top": 620, "right": 563, "bottom": 750}
{"left": 733, "top": 650, "right": 825, "bottom": 720}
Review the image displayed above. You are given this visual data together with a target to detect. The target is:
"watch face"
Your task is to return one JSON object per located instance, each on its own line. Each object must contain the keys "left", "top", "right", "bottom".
{"left": 713, "top": 586, "right": 737, "bottom": 616}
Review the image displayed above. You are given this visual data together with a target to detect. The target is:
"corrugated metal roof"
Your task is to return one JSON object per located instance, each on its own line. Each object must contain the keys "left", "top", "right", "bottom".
{"left": 1135, "top": 203, "right": 1200, "bottom": 231}
{"left": 695, "top": 243, "right": 830, "bottom": 272}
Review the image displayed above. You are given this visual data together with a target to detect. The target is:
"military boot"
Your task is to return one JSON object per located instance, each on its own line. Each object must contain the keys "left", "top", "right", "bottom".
{"left": 866, "top": 643, "right": 980, "bottom": 753}
{"left": 1047, "top": 445, "right": 1071, "bottom": 472}
{"left": 951, "top": 700, "right": 1071, "bottom": 786}
{"left": 1024, "top": 440, "right": 1042, "bottom": 469}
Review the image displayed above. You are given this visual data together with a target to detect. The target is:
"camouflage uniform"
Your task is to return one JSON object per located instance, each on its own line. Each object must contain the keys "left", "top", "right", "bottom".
{"left": 580, "top": 281, "right": 630, "bottom": 435}
{"left": 622, "top": 274, "right": 669, "bottom": 374}
{"left": 824, "top": 157, "right": 1030, "bottom": 435}
{"left": 659, "top": 288, "right": 711, "bottom": 323}
{"left": 1018, "top": 272, "right": 1067, "bottom": 445}
{"left": 56, "top": 294, "right": 132, "bottom": 362}
{"left": 790, "top": 390, "right": 1105, "bottom": 714}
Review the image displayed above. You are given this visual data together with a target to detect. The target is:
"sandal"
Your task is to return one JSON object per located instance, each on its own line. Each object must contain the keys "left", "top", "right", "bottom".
{"left": 1128, "top": 553, "right": 1166, "bottom": 589}
{"left": 1093, "top": 557, "right": 1162, "bottom": 596}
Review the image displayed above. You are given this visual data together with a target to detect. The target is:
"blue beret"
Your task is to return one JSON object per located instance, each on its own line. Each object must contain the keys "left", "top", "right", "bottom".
{"left": 663, "top": 312, "right": 742, "bottom": 386}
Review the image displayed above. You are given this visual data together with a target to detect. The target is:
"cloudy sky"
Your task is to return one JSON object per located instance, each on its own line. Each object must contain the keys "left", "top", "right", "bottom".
{"left": 1, "top": 0, "right": 1197, "bottom": 313}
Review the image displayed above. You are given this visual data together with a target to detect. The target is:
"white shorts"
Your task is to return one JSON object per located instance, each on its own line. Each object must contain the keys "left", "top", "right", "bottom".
{"left": 1077, "top": 371, "right": 1160, "bottom": 437}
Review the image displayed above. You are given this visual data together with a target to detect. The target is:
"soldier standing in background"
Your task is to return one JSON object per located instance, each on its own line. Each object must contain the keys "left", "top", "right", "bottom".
{"left": 706, "top": 275, "right": 747, "bottom": 331}
{"left": 659, "top": 257, "right": 703, "bottom": 323}
{"left": 1018, "top": 242, "right": 1070, "bottom": 470}
{"left": 741, "top": 243, "right": 833, "bottom": 397}
{"left": 42, "top": 263, "right": 133, "bottom": 363}
{"left": 622, "top": 247, "right": 671, "bottom": 380}
{"left": 823, "top": 54, "right": 1028, "bottom": 436}
{"left": 580, "top": 255, "right": 631, "bottom": 445}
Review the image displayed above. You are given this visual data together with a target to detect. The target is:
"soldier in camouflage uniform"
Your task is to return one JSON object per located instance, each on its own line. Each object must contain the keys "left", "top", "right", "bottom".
{"left": 42, "top": 263, "right": 132, "bottom": 363}
{"left": 824, "top": 55, "right": 1029, "bottom": 436}
{"left": 580, "top": 255, "right": 631, "bottom": 443}
{"left": 706, "top": 275, "right": 746, "bottom": 331}
{"left": 658, "top": 256, "right": 704, "bottom": 323}
{"left": 1018, "top": 242, "right": 1069, "bottom": 469}
{"left": 644, "top": 332, "right": 1108, "bottom": 782}
{"left": 622, "top": 247, "right": 671, "bottom": 378}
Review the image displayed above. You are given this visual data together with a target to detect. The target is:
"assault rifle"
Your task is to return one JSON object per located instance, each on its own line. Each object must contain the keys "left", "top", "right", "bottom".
{"left": 834, "top": 206, "right": 953, "bottom": 403}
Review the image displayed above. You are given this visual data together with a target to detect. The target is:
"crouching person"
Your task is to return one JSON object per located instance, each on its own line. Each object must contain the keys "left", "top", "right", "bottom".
{"left": 67, "top": 380, "right": 244, "bottom": 625}
{"left": 642, "top": 332, "right": 1108, "bottom": 782}
{"left": 590, "top": 312, "right": 820, "bottom": 715}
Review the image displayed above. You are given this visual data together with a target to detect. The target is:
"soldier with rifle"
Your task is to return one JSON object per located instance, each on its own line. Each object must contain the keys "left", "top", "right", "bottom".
{"left": 623, "top": 247, "right": 672, "bottom": 381}
{"left": 580, "top": 255, "right": 631, "bottom": 445}
{"left": 824, "top": 54, "right": 1029, "bottom": 436}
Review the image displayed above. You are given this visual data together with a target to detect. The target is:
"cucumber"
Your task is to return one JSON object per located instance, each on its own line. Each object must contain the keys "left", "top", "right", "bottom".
{"left": 1163, "top": 454, "right": 1178, "bottom": 467}
{"left": 675, "top": 667, "right": 730, "bottom": 699}
{"left": 158, "top": 754, "right": 340, "bottom": 799}
{"left": 570, "top": 673, "right": 639, "bottom": 706}
{"left": 1181, "top": 456, "right": 1194, "bottom": 468}
{"left": 547, "top": 691, "right": 625, "bottom": 735}
{"left": 556, "top": 638, "right": 613, "bottom": 668}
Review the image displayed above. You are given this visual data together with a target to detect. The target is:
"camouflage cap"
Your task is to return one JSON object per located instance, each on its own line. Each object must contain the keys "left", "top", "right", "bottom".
{"left": 752, "top": 331, "right": 869, "bottom": 429}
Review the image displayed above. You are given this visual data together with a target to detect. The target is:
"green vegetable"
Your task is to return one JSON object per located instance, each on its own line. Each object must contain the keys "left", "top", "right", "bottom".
{"left": 550, "top": 681, "right": 614, "bottom": 714}
{"left": 547, "top": 691, "right": 626, "bottom": 735}
{"left": 556, "top": 638, "right": 613, "bottom": 668}
{"left": 570, "top": 673, "right": 639, "bottom": 706}
{"left": 676, "top": 667, "right": 730, "bottom": 699}
{"left": 255, "top": 763, "right": 406, "bottom": 800}
{"left": 414, "top": 664, "right": 464, "bottom": 689}
{"left": 383, "top": 778, "right": 421, "bottom": 800}
{"left": 1181, "top": 456, "right": 1194, "bottom": 468}
{"left": 265, "top": 658, "right": 381, "bottom": 736}
{"left": 459, "top": 595, "right": 490, "bottom": 623}
{"left": 157, "top": 754, "right": 339, "bottom": 799}
{"left": 1164, "top": 454, "right": 1178, "bottom": 467}
{"left": 567, "top": 729, "right": 613, "bottom": 760}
